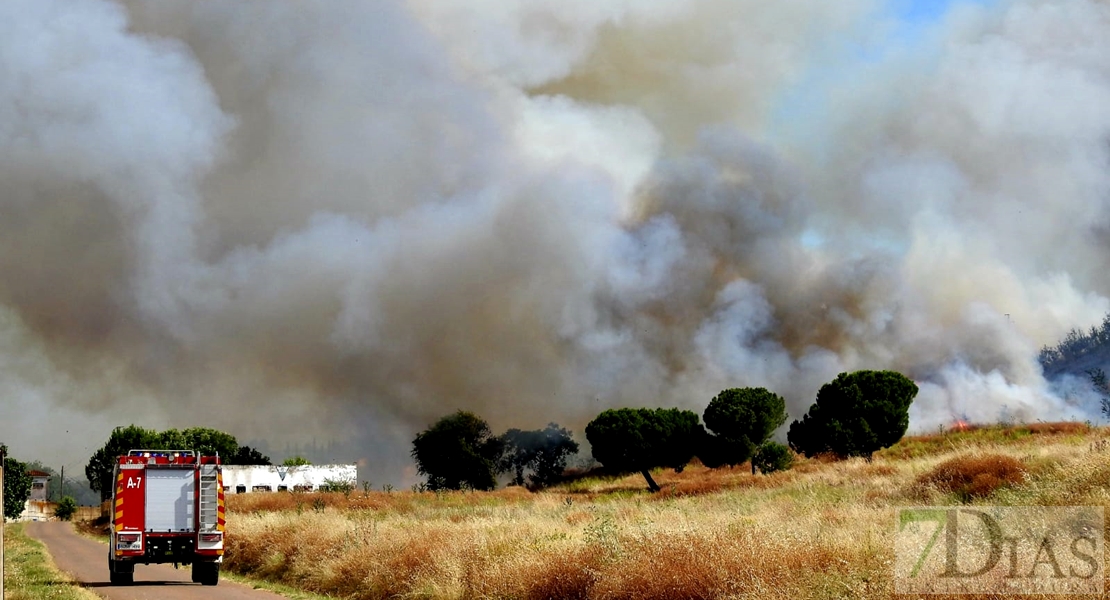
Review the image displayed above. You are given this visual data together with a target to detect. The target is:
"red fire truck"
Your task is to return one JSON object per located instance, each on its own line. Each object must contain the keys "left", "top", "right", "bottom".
{"left": 108, "top": 450, "right": 226, "bottom": 586}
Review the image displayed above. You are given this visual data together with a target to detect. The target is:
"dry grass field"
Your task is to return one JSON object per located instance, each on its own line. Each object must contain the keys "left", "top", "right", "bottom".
{"left": 222, "top": 422, "right": 1110, "bottom": 599}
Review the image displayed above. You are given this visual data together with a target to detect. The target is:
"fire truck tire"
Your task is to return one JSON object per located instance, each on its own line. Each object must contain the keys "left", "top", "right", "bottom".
{"left": 108, "top": 563, "right": 134, "bottom": 586}
{"left": 108, "top": 559, "right": 134, "bottom": 581}
{"left": 194, "top": 561, "right": 220, "bottom": 586}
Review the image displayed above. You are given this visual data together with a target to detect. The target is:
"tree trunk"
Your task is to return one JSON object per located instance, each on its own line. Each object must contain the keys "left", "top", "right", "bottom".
{"left": 751, "top": 460, "right": 756, "bottom": 476}
{"left": 640, "top": 470, "right": 661, "bottom": 492}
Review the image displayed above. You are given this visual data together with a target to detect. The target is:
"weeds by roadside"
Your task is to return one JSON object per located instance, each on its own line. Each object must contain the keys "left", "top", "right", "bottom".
{"left": 2, "top": 523, "right": 99, "bottom": 600}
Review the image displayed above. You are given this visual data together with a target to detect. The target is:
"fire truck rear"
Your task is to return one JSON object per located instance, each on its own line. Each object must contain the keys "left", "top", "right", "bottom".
{"left": 108, "top": 450, "right": 225, "bottom": 585}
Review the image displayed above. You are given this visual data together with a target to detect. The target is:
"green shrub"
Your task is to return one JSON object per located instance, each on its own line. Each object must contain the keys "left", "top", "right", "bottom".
{"left": 55, "top": 496, "right": 78, "bottom": 521}
{"left": 752, "top": 442, "right": 793, "bottom": 474}
{"left": 321, "top": 478, "right": 355, "bottom": 496}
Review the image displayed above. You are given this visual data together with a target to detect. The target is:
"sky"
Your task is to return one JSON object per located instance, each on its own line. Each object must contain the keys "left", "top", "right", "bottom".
{"left": 901, "top": 0, "right": 976, "bottom": 20}
{"left": 1, "top": 0, "right": 1108, "bottom": 487}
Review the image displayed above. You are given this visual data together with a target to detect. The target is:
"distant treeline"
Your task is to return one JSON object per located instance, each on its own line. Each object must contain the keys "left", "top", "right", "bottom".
{"left": 1038, "top": 313, "right": 1110, "bottom": 373}
{"left": 413, "top": 370, "right": 920, "bottom": 493}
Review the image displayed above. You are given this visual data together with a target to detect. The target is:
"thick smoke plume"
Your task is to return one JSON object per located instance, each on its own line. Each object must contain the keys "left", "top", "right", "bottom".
{"left": 1, "top": 0, "right": 1109, "bottom": 482}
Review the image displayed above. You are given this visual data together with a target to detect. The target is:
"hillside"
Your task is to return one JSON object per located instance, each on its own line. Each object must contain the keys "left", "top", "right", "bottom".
{"left": 220, "top": 422, "right": 1109, "bottom": 599}
{"left": 1039, "top": 313, "right": 1110, "bottom": 380}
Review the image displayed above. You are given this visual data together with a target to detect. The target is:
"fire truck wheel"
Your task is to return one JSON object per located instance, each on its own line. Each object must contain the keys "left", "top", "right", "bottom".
{"left": 194, "top": 561, "right": 220, "bottom": 586}
{"left": 108, "top": 560, "right": 134, "bottom": 586}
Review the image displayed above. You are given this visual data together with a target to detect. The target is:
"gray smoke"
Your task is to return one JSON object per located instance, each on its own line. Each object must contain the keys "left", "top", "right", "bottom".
{"left": 1, "top": 0, "right": 1109, "bottom": 483}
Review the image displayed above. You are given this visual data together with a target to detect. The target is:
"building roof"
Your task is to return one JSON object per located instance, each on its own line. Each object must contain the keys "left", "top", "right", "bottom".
{"left": 27, "top": 470, "right": 51, "bottom": 478}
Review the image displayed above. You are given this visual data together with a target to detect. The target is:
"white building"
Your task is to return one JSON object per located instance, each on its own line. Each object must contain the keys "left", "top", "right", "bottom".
{"left": 221, "top": 464, "right": 357, "bottom": 493}
{"left": 19, "top": 470, "right": 53, "bottom": 521}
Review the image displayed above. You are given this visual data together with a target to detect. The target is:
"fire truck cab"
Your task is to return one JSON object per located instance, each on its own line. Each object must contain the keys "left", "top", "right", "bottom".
{"left": 108, "top": 450, "right": 225, "bottom": 586}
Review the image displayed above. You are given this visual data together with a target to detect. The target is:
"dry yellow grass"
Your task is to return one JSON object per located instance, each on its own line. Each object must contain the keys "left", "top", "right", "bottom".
{"left": 222, "top": 423, "right": 1110, "bottom": 599}
{"left": 913, "top": 453, "right": 1027, "bottom": 500}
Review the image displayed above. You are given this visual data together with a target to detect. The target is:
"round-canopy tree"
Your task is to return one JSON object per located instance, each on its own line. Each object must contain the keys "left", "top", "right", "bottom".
{"left": 86, "top": 425, "right": 162, "bottom": 502}
{"left": 227, "top": 445, "right": 272, "bottom": 465}
{"left": 176, "top": 427, "right": 239, "bottom": 458}
{"left": 585, "top": 408, "right": 703, "bottom": 492}
{"left": 411, "top": 410, "right": 504, "bottom": 491}
{"left": 86, "top": 425, "right": 259, "bottom": 501}
{"left": 2, "top": 445, "right": 32, "bottom": 521}
{"left": 499, "top": 423, "right": 579, "bottom": 489}
{"left": 787, "top": 370, "right": 919, "bottom": 459}
{"left": 702, "top": 387, "right": 787, "bottom": 470}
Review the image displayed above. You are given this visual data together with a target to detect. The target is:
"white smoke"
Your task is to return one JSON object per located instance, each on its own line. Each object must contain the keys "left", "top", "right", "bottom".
{"left": 0, "top": 0, "right": 1109, "bottom": 482}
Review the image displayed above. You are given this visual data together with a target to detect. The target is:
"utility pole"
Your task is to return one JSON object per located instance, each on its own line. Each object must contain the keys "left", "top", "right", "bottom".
{"left": 2, "top": 444, "right": 6, "bottom": 600}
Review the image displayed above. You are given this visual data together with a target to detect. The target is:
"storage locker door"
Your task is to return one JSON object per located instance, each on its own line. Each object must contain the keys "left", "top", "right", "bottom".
{"left": 145, "top": 469, "right": 196, "bottom": 532}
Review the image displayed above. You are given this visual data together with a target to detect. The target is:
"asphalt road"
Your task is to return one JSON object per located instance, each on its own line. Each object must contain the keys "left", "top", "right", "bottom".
{"left": 26, "top": 522, "right": 289, "bottom": 600}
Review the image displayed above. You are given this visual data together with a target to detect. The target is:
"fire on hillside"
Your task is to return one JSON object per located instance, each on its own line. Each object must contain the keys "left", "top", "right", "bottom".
{"left": 949, "top": 420, "right": 973, "bottom": 432}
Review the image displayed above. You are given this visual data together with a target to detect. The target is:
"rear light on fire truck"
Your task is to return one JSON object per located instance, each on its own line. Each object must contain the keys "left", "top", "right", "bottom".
{"left": 116, "top": 533, "right": 141, "bottom": 550}
{"left": 199, "top": 532, "right": 223, "bottom": 543}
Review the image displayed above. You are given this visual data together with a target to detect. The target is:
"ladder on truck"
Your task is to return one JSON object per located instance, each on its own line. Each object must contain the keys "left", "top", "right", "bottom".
{"left": 198, "top": 464, "right": 219, "bottom": 531}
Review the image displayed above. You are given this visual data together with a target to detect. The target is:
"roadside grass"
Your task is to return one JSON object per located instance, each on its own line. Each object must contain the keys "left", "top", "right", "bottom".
{"left": 43, "top": 518, "right": 328, "bottom": 600}
{"left": 2, "top": 523, "right": 100, "bottom": 600}
{"left": 217, "top": 569, "right": 339, "bottom": 600}
{"left": 215, "top": 422, "right": 1110, "bottom": 599}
